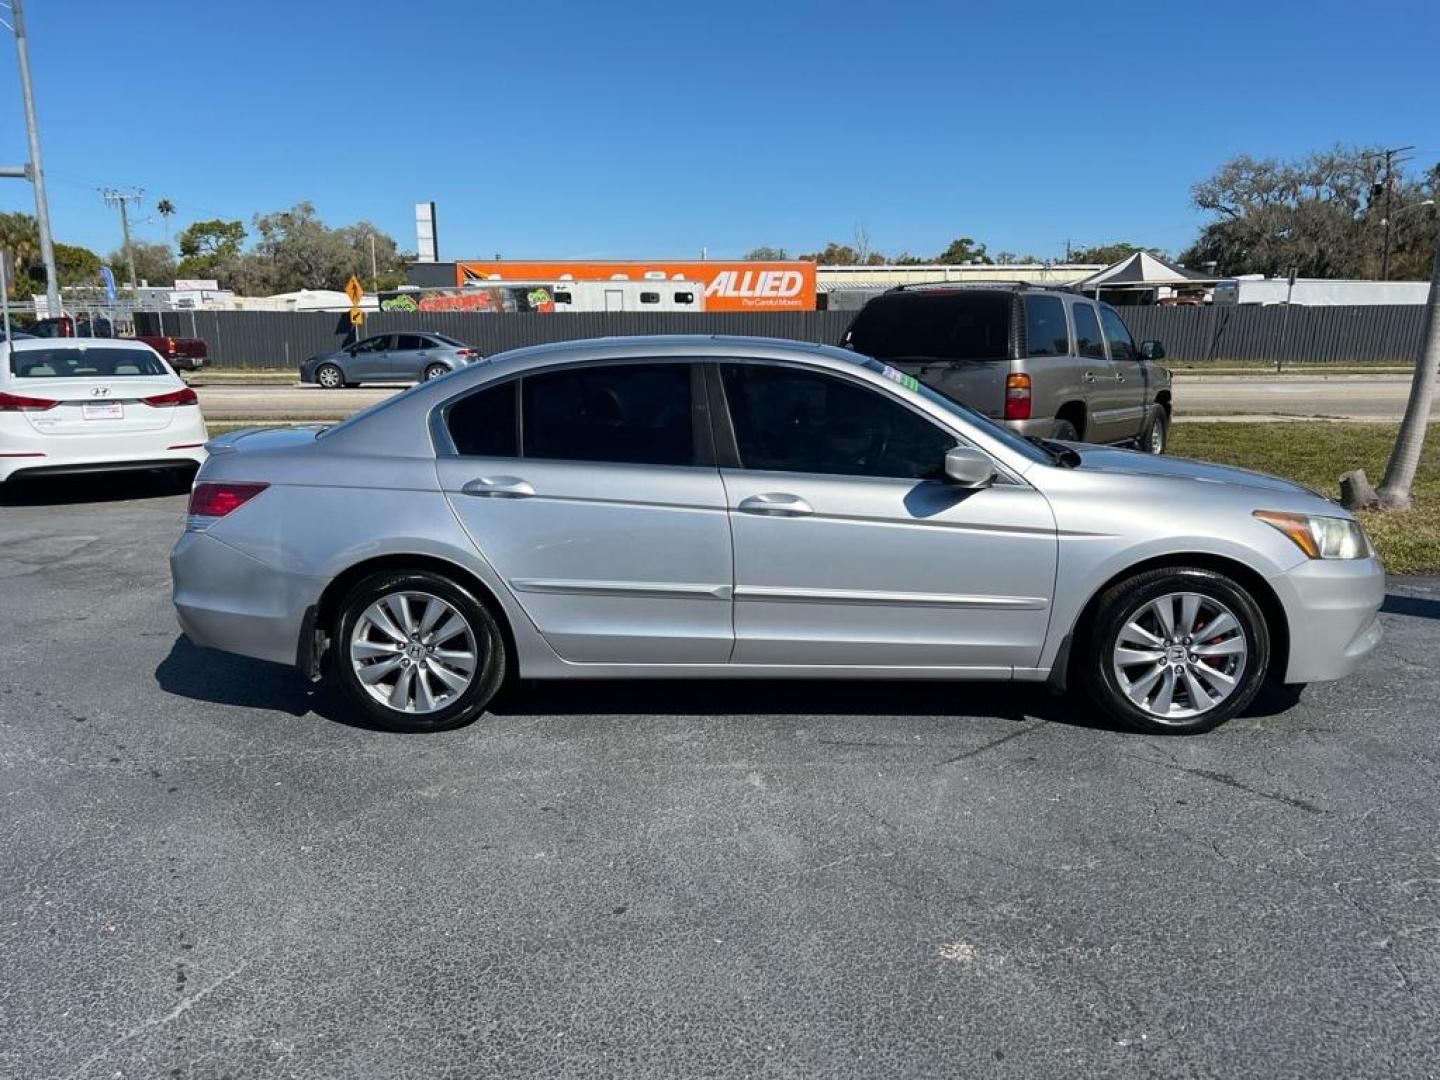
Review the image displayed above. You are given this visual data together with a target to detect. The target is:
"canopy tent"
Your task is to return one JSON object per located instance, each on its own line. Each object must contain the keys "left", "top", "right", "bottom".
{"left": 1074, "top": 251, "right": 1215, "bottom": 305}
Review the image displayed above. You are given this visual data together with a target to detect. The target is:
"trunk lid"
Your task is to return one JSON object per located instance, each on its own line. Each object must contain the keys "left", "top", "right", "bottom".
{"left": 16, "top": 376, "right": 186, "bottom": 436}
{"left": 204, "top": 425, "right": 324, "bottom": 455}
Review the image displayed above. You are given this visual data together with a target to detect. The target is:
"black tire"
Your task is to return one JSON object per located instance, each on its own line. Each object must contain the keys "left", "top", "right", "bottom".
{"left": 315, "top": 363, "right": 344, "bottom": 390}
{"left": 1079, "top": 566, "right": 1270, "bottom": 735}
{"left": 1052, "top": 418, "right": 1080, "bottom": 441}
{"left": 423, "top": 363, "right": 449, "bottom": 382}
{"left": 331, "top": 570, "right": 507, "bottom": 733}
{"left": 1140, "top": 406, "right": 1169, "bottom": 455}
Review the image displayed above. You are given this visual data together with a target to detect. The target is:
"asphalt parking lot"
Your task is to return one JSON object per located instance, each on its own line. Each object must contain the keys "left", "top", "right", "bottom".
{"left": 3, "top": 477, "right": 1439, "bottom": 1079}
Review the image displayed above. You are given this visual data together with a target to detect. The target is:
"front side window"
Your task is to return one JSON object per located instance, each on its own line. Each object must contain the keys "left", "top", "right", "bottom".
{"left": 1024, "top": 295, "right": 1070, "bottom": 357}
{"left": 446, "top": 381, "right": 517, "bottom": 457}
{"left": 1099, "top": 307, "right": 1137, "bottom": 362}
{"left": 10, "top": 346, "right": 169, "bottom": 378}
{"left": 351, "top": 335, "right": 390, "bottom": 354}
{"left": 721, "top": 363, "right": 957, "bottom": 480}
{"left": 523, "top": 363, "right": 694, "bottom": 466}
{"left": 1072, "top": 304, "right": 1107, "bottom": 360}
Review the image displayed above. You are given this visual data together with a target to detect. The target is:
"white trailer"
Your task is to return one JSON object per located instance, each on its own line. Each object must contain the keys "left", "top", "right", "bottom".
{"left": 1213, "top": 277, "right": 1430, "bottom": 306}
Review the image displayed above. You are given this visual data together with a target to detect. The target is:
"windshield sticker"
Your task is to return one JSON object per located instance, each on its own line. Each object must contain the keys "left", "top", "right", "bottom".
{"left": 877, "top": 364, "right": 921, "bottom": 393}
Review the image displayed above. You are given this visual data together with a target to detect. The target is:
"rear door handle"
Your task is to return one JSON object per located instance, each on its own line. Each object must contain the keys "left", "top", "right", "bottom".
{"left": 737, "top": 493, "right": 813, "bottom": 516}
{"left": 1083, "top": 371, "right": 1097, "bottom": 383}
{"left": 461, "top": 476, "right": 535, "bottom": 498}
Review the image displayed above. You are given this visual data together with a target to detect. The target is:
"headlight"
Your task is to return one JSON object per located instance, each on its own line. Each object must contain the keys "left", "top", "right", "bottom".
{"left": 1254, "top": 510, "right": 1370, "bottom": 559}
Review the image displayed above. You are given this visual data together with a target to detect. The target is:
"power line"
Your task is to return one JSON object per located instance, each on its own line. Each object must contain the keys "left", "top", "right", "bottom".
{"left": 1365, "top": 145, "right": 1415, "bottom": 281}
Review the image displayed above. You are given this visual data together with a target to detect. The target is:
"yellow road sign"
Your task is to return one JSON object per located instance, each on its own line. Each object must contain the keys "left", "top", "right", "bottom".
{"left": 345, "top": 274, "right": 364, "bottom": 307}
{"left": 350, "top": 307, "right": 364, "bottom": 326}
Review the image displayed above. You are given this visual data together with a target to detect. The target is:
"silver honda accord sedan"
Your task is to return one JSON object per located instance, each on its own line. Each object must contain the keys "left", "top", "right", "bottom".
{"left": 170, "top": 336, "right": 1384, "bottom": 735}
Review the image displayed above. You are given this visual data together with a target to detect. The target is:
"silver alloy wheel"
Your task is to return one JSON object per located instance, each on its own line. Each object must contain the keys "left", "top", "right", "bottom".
{"left": 424, "top": 364, "right": 447, "bottom": 381}
{"left": 1148, "top": 419, "right": 1166, "bottom": 454}
{"left": 317, "top": 365, "right": 342, "bottom": 388}
{"left": 350, "top": 590, "right": 479, "bottom": 714}
{"left": 1112, "top": 591, "right": 1247, "bottom": 722}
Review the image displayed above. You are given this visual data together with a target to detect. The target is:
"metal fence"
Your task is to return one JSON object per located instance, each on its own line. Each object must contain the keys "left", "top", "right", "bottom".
{"left": 134, "top": 304, "right": 1427, "bottom": 370}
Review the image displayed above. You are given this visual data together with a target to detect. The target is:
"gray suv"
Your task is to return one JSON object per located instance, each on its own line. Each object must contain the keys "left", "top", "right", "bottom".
{"left": 842, "top": 285, "right": 1174, "bottom": 453}
{"left": 300, "top": 331, "right": 483, "bottom": 388}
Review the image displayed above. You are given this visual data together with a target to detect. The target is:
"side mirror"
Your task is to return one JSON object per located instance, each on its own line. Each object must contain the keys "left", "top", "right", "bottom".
{"left": 1140, "top": 339, "right": 1165, "bottom": 361}
{"left": 943, "top": 446, "right": 997, "bottom": 489}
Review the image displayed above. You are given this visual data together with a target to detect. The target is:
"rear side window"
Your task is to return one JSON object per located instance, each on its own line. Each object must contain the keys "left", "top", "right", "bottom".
{"left": 721, "top": 363, "right": 957, "bottom": 480}
{"left": 846, "top": 292, "right": 1010, "bottom": 363}
{"left": 446, "top": 381, "right": 517, "bottom": 456}
{"left": 10, "top": 347, "right": 168, "bottom": 378}
{"left": 1024, "top": 295, "right": 1070, "bottom": 357}
{"left": 394, "top": 335, "right": 430, "bottom": 351}
{"left": 1072, "top": 304, "right": 1107, "bottom": 360}
{"left": 523, "top": 363, "right": 694, "bottom": 466}
{"left": 1099, "top": 307, "right": 1138, "bottom": 362}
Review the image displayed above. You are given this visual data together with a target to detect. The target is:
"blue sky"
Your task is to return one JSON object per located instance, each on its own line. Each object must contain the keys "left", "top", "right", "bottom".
{"left": 2, "top": 0, "right": 1437, "bottom": 264}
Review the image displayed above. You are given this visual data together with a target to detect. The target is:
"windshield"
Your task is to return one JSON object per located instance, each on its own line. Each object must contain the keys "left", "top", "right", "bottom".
{"left": 846, "top": 291, "right": 1011, "bottom": 362}
{"left": 860, "top": 359, "right": 1054, "bottom": 466}
{"left": 10, "top": 346, "right": 169, "bottom": 379}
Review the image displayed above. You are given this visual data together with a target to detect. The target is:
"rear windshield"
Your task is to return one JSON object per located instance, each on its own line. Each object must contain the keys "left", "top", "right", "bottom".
{"left": 10, "top": 347, "right": 168, "bottom": 379}
{"left": 846, "top": 291, "right": 1011, "bottom": 363}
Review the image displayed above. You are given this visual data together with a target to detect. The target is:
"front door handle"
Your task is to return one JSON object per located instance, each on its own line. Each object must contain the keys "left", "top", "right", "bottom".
{"left": 461, "top": 476, "right": 535, "bottom": 498}
{"left": 1114, "top": 372, "right": 1126, "bottom": 383}
{"left": 737, "top": 492, "right": 813, "bottom": 516}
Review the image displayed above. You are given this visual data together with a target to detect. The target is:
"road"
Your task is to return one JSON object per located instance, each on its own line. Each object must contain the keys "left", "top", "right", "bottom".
{"left": 191, "top": 375, "right": 1436, "bottom": 423}
{"left": 3, "top": 477, "right": 1439, "bottom": 1078}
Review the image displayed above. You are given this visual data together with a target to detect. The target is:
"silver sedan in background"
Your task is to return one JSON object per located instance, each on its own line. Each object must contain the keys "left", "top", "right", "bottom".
{"left": 172, "top": 336, "right": 1384, "bottom": 735}
{"left": 298, "top": 331, "right": 483, "bottom": 388}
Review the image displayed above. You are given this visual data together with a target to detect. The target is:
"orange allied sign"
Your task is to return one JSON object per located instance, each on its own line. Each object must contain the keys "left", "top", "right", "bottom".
{"left": 456, "top": 260, "right": 816, "bottom": 312}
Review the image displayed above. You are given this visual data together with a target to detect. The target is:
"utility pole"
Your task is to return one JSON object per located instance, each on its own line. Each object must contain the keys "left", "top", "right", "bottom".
{"left": 101, "top": 188, "right": 143, "bottom": 299}
{"left": 3, "top": 0, "right": 61, "bottom": 318}
{"left": 1370, "top": 144, "right": 1414, "bottom": 281}
{"left": 369, "top": 232, "right": 379, "bottom": 291}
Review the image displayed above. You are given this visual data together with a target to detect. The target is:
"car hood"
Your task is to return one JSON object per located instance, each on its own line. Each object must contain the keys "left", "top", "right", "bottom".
{"left": 1067, "top": 445, "right": 1325, "bottom": 499}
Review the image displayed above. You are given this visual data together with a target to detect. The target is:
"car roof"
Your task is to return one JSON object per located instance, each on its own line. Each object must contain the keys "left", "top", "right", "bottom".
{"left": 482, "top": 334, "right": 858, "bottom": 372}
{"left": 7, "top": 336, "right": 158, "bottom": 352}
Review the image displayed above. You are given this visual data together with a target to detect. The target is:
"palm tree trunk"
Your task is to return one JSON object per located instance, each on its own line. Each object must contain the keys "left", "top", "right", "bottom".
{"left": 1376, "top": 230, "right": 1440, "bottom": 509}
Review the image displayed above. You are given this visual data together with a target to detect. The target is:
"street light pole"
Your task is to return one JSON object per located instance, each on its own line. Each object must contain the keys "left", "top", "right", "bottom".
{"left": 9, "top": 0, "right": 61, "bottom": 317}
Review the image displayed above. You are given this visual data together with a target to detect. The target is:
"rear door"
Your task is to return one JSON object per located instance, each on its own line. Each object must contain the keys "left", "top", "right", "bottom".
{"left": 714, "top": 360, "right": 1057, "bottom": 670}
{"left": 436, "top": 360, "right": 734, "bottom": 663}
{"left": 389, "top": 335, "right": 431, "bottom": 380}
{"left": 1098, "top": 306, "right": 1148, "bottom": 439}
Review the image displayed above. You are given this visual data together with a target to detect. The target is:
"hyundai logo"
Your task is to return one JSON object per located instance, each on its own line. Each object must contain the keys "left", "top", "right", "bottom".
{"left": 90, "top": 386, "right": 110, "bottom": 397}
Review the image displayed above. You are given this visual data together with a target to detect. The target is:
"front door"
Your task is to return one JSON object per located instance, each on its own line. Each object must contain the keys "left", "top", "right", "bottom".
{"left": 715, "top": 362, "right": 1057, "bottom": 670}
{"left": 1098, "top": 306, "right": 1148, "bottom": 441}
{"left": 436, "top": 361, "right": 733, "bottom": 663}
{"left": 348, "top": 334, "right": 393, "bottom": 380}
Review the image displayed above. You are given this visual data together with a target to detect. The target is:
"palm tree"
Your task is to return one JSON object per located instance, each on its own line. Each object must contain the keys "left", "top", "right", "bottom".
{"left": 1342, "top": 228, "right": 1438, "bottom": 510}
{"left": 157, "top": 198, "right": 176, "bottom": 247}
{"left": 0, "top": 212, "right": 42, "bottom": 297}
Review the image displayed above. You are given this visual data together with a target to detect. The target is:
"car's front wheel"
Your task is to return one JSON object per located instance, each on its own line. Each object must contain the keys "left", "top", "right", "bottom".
{"left": 332, "top": 570, "right": 507, "bottom": 733}
{"left": 315, "top": 363, "right": 344, "bottom": 389}
{"left": 1140, "top": 405, "right": 1169, "bottom": 454}
{"left": 1081, "top": 566, "right": 1270, "bottom": 734}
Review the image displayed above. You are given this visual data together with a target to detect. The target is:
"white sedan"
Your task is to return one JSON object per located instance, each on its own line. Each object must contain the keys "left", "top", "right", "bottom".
{"left": 1, "top": 337, "right": 208, "bottom": 486}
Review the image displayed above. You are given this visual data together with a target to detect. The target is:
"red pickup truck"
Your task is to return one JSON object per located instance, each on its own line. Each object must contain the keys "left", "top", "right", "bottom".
{"left": 26, "top": 315, "right": 208, "bottom": 372}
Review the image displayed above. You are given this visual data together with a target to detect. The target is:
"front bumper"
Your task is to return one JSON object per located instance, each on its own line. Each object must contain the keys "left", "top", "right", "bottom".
{"left": 1271, "top": 555, "right": 1386, "bottom": 683}
{"left": 170, "top": 530, "right": 322, "bottom": 666}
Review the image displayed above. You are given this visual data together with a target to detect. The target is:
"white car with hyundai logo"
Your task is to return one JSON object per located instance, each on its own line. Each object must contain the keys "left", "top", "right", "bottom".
{"left": 1, "top": 338, "right": 208, "bottom": 488}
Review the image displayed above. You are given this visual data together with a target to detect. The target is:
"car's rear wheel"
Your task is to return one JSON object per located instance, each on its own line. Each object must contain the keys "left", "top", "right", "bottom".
{"left": 1052, "top": 419, "right": 1080, "bottom": 441}
{"left": 1080, "top": 566, "right": 1269, "bottom": 734}
{"left": 423, "top": 363, "right": 449, "bottom": 382}
{"left": 316, "top": 363, "right": 344, "bottom": 389}
{"left": 332, "top": 570, "right": 506, "bottom": 733}
{"left": 1141, "top": 406, "right": 1169, "bottom": 454}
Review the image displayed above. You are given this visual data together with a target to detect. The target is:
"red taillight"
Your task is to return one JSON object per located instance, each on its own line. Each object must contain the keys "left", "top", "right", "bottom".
{"left": 142, "top": 387, "right": 199, "bottom": 408}
{"left": 1003, "top": 373, "right": 1032, "bottom": 421}
{"left": 0, "top": 391, "right": 58, "bottom": 412}
{"left": 167, "top": 336, "right": 177, "bottom": 356}
{"left": 455, "top": 348, "right": 478, "bottom": 358}
{"left": 188, "top": 482, "right": 268, "bottom": 518}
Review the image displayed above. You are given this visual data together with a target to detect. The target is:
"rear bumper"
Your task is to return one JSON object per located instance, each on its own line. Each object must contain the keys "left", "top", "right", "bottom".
{"left": 1005, "top": 417, "right": 1067, "bottom": 439}
{"left": 1271, "top": 555, "right": 1386, "bottom": 683}
{"left": 170, "top": 530, "right": 322, "bottom": 666}
{"left": 1, "top": 445, "right": 207, "bottom": 483}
